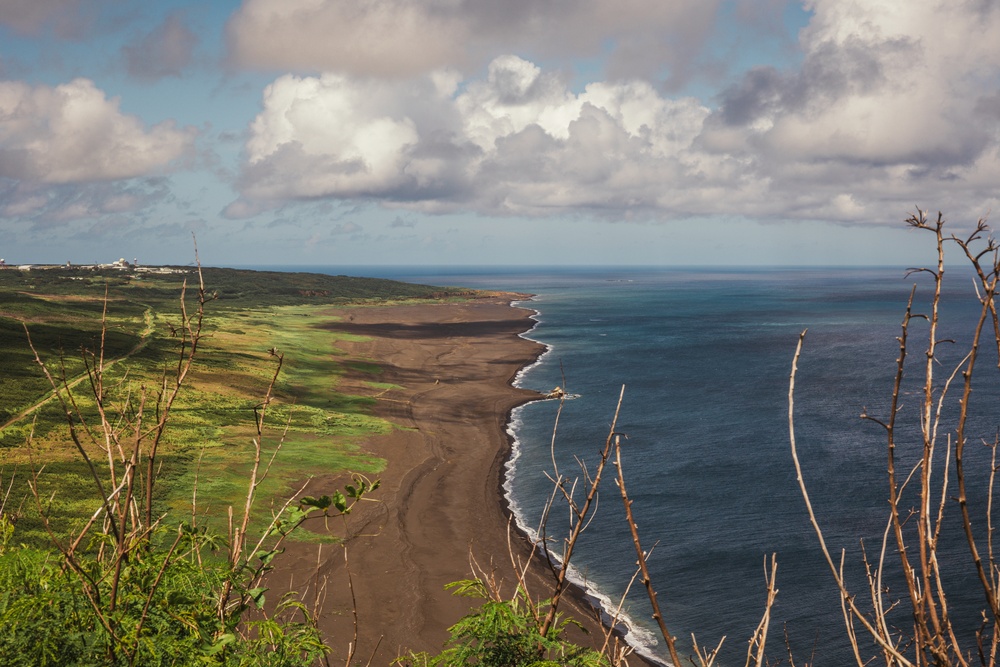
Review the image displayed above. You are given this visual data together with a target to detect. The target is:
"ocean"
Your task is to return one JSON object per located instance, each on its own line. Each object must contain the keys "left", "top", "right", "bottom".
{"left": 271, "top": 265, "right": 999, "bottom": 666}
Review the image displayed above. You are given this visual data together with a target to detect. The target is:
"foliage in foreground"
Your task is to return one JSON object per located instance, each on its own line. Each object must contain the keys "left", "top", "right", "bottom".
{"left": 0, "top": 448, "right": 374, "bottom": 667}
{"left": 413, "top": 210, "right": 1000, "bottom": 667}
{"left": 0, "top": 264, "right": 379, "bottom": 666}
{"left": 11, "top": 210, "right": 1000, "bottom": 667}
{"left": 0, "top": 520, "right": 328, "bottom": 666}
{"left": 403, "top": 579, "right": 607, "bottom": 667}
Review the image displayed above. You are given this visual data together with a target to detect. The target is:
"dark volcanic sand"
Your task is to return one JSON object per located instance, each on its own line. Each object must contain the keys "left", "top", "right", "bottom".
{"left": 269, "top": 298, "right": 649, "bottom": 665}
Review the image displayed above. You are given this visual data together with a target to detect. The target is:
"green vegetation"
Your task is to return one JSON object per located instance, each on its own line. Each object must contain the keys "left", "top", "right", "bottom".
{"left": 0, "top": 265, "right": 460, "bottom": 543}
{"left": 0, "top": 265, "right": 474, "bottom": 308}
{"left": 0, "top": 264, "right": 391, "bottom": 666}
{"left": 404, "top": 580, "right": 606, "bottom": 667}
{"left": 7, "top": 213, "right": 1000, "bottom": 666}
{"left": 0, "top": 519, "right": 333, "bottom": 666}
{"left": 0, "top": 263, "right": 611, "bottom": 666}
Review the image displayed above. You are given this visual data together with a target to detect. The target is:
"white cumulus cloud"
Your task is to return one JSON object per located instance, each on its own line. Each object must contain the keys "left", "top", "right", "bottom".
{"left": 699, "top": 0, "right": 1000, "bottom": 220}
{"left": 231, "top": 55, "right": 714, "bottom": 217}
{"left": 0, "top": 78, "right": 197, "bottom": 226}
{"left": 240, "top": 74, "right": 423, "bottom": 200}
{"left": 231, "top": 0, "right": 1000, "bottom": 225}
{"left": 0, "top": 78, "right": 196, "bottom": 184}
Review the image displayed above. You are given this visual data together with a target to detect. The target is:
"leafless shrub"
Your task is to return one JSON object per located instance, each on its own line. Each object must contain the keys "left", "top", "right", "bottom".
{"left": 789, "top": 209, "right": 1000, "bottom": 667}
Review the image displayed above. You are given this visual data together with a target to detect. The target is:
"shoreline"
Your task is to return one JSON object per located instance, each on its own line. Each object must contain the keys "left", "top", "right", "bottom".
{"left": 271, "top": 296, "right": 657, "bottom": 665}
{"left": 503, "top": 302, "right": 668, "bottom": 667}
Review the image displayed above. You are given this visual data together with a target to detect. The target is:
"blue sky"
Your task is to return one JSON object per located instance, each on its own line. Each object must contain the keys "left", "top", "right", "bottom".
{"left": 1, "top": 1, "right": 998, "bottom": 267}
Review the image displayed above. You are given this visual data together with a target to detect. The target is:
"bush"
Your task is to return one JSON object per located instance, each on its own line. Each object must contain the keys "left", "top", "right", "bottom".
{"left": 0, "top": 266, "right": 378, "bottom": 666}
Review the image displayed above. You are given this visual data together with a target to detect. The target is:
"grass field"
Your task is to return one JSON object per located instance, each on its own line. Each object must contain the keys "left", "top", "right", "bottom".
{"left": 0, "top": 265, "right": 469, "bottom": 544}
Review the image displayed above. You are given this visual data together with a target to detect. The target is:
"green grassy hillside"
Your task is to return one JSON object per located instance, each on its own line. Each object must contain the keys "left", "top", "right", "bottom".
{"left": 0, "top": 265, "right": 466, "bottom": 543}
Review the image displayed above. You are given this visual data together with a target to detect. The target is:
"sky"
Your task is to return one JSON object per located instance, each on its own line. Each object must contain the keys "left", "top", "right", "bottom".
{"left": 1, "top": 0, "right": 999, "bottom": 268}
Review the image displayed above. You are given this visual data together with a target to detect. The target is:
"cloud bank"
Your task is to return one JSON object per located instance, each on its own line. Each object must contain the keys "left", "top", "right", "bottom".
{"left": 0, "top": 0, "right": 107, "bottom": 38}
{"left": 5, "top": 0, "right": 1000, "bottom": 238}
{"left": 0, "top": 78, "right": 196, "bottom": 221}
{"left": 226, "top": 0, "right": 719, "bottom": 83}
{"left": 230, "top": 0, "right": 1000, "bottom": 225}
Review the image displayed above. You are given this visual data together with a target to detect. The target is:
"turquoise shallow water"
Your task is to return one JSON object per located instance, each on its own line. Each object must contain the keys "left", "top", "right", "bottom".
{"left": 273, "top": 265, "right": 999, "bottom": 665}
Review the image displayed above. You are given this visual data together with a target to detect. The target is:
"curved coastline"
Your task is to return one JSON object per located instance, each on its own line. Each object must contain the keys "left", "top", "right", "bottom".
{"left": 271, "top": 295, "right": 664, "bottom": 665}
{"left": 502, "top": 298, "right": 668, "bottom": 667}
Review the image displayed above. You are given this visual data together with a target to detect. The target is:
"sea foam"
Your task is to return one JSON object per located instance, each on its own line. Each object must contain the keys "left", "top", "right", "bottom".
{"left": 504, "top": 298, "right": 670, "bottom": 666}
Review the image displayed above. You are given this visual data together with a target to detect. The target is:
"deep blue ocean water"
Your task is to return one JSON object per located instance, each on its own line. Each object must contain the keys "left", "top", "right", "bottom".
{"left": 265, "top": 265, "right": 1000, "bottom": 666}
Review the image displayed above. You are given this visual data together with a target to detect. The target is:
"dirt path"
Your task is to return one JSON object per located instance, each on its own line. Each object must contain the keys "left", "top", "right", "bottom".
{"left": 0, "top": 307, "right": 155, "bottom": 434}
